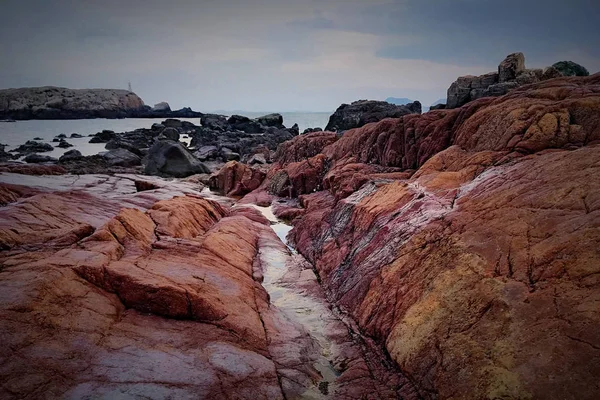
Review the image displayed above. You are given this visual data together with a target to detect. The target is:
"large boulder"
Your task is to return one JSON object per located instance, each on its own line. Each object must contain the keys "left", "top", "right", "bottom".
{"left": 552, "top": 61, "right": 590, "bottom": 77}
{"left": 209, "top": 161, "right": 266, "bottom": 196}
{"left": 59, "top": 149, "right": 83, "bottom": 162}
{"left": 144, "top": 140, "right": 210, "bottom": 177}
{"left": 89, "top": 130, "right": 116, "bottom": 143}
{"left": 325, "top": 100, "right": 421, "bottom": 131}
{"left": 23, "top": 154, "right": 58, "bottom": 163}
{"left": 152, "top": 101, "right": 171, "bottom": 112}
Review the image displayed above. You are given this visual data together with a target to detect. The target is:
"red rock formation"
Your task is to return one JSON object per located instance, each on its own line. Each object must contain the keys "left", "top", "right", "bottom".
{"left": 0, "top": 163, "right": 67, "bottom": 175}
{"left": 285, "top": 74, "right": 600, "bottom": 399}
{"left": 209, "top": 160, "right": 266, "bottom": 196}
{"left": 273, "top": 131, "right": 338, "bottom": 164}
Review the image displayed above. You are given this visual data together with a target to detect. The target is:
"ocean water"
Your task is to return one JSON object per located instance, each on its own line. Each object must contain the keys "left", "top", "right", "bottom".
{"left": 0, "top": 113, "right": 332, "bottom": 159}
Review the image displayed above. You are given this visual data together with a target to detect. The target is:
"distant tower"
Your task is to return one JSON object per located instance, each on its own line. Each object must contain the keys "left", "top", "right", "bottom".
{"left": 128, "top": 82, "right": 132, "bottom": 92}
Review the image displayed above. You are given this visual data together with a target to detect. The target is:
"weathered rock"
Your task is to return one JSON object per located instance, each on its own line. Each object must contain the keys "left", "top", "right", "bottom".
{"left": 69, "top": 133, "right": 83, "bottom": 138}
{"left": 274, "top": 131, "right": 339, "bottom": 164}
{"left": 194, "top": 145, "right": 219, "bottom": 161}
{"left": 552, "top": 60, "right": 590, "bottom": 77}
{"left": 248, "top": 153, "right": 267, "bottom": 165}
{"left": 325, "top": 99, "right": 421, "bottom": 131}
{"left": 498, "top": 52, "right": 525, "bottom": 82}
{"left": 152, "top": 101, "right": 171, "bottom": 112}
{"left": 144, "top": 140, "right": 210, "bottom": 177}
{"left": 209, "top": 161, "right": 266, "bottom": 196}
{"left": 102, "top": 148, "right": 141, "bottom": 167}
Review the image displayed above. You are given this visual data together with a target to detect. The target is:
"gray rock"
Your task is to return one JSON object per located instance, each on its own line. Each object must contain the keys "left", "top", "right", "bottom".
{"left": 194, "top": 145, "right": 218, "bottom": 161}
{"left": 221, "top": 147, "right": 241, "bottom": 161}
{"left": 12, "top": 140, "right": 53, "bottom": 154}
{"left": 152, "top": 102, "right": 171, "bottom": 112}
{"left": 24, "top": 154, "right": 58, "bottom": 163}
{"left": 257, "top": 113, "right": 284, "bottom": 127}
{"left": 33, "top": 137, "right": 43, "bottom": 140}
{"left": 515, "top": 69, "right": 543, "bottom": 85}
{"left": 151, "top": 123, "right": 166, "bottom": 131}
{"left": 325, "top": 99, "right": 421, "bottom": 132}
{"left": 56, "top": 139, "right": 73, "bottom": 148}
{"left": 541, "top": 66, "right": 563, "bottom": 80}
{"left": 69, "top": 133, "right": 83, "bottom": 138}
{"left": 102, "top": 148, "right": 141, "bottom": 167}
{"left": 552, "top": 61, "right": 590, "bottom": 77}
{"left": 59, "top": 149, "right": 83, "bottom": 162}
{"left": 498, "top": 52, "right": 525, "bottom": 82}
{"left": 89, "top": 130, "right": 116, "bottom": 143}
{"left": 144, "top": 140, "right": 210, "bottom": 177}
{"left": 248, "top": 153, "right": 267, "bottom": 165}
{"left": 161, "top": 127, "right": 180, "bottom": 141}
{"left": 57, "top": 134, "right": 67, "bottom": 139}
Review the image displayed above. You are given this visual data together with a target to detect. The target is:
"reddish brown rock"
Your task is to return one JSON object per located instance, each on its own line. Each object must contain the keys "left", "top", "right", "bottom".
{"left": 0, "top": 163, "right": 67, "bottom": 175}
{"left": 274, "top": 131, "right": 338, "bottom": 164}
{"left": 209, "top": 160, "right": 266, "bottom": 197}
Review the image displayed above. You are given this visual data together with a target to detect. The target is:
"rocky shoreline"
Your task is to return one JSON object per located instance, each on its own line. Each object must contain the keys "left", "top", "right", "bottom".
{"left": 1, "top": 53, "right": 599, "bottom": 399}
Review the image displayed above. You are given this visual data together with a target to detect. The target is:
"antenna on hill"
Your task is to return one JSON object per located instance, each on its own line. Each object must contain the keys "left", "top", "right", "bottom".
{"left": 128, "top": 82, "right": 132, "bottom": 92}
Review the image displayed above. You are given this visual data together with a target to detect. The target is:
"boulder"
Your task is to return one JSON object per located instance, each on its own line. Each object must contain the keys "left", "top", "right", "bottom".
{"left": 498, "top": 52, "right": 525, "bottom": 82}
{"left": 227, "top": 115, "right": 263, "bottom": 133}
{"left": 325, "top": 100, "right": 421, "bottom": 131}
{"left": 552, "top": 61, "right": 590, "bottom": 77}
{"left": 248, "top": 153, "right": 267, "bottom": 165}
{"left": 161, "top": 127, "right": 180, "bottom": 141}
{"left": 59, "top": 149, "right": 83, "bottom": 162}
{"left": 209, "top": 161, "right": 266, "bottom": 196}
{"left": 194, "top": 145, "right": 219, "bottom": 161}
{"left": 221, "top": 147, "right": 241, "bottom": 162}
{"left": 23, "top": 154, "right": 58, "bottom": 163}
{"left": 33, "top": 137, "right": 43, "bottom": 140}
{"left": 257, "top": 113, "right": 284, "bottom": 127}
{"left": 57, "top": 133, "right": 67, "bottom": 139}
{"left": 201, "top": 114, "right": 228, "bottom": 131}
{"left": 102, "top": 148, "right": 141, "bottom": 167}
{"left": 69, "top": 133, "right": 83, "bottom": 138}
{"left": 144, "top": 140, "right": 210, "bottom": 177}
{"left": 89, "top": 130, "right": 116, "bottom": 143}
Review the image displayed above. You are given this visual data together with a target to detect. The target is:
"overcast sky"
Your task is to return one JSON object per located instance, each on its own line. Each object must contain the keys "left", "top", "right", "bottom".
{"left": 1, "top": 0, "right": 599, "bottom": 111}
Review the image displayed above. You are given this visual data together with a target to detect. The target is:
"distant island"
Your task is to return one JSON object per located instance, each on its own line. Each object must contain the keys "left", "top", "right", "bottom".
{"left": 0, "top": 86, "right": 202, "bottom": 120}
{"left": 384, "top": 97, "right": 414, "bottom": 105}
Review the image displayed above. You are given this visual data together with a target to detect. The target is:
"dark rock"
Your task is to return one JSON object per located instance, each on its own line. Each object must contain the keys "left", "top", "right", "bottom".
{"left": 144, "top": 140, "right": 210, "bottom": 177}
{"left": 325, "top": 100, "right": 421, "bottom": 131}
{"left": 56, "top": 139, "right": 73, "bottom": 148}
{"left": 248, "top": 153, "right": 267, "bottom": 165}
{"left": 33, "top": 137, "right": 43, "bottom": 140}
{"left": 303, "top": 127, "right": 323, "bottom": 134}
{"left": 59, "top": 149, "right": 83, "bottom": 162}
{"left": 69, "top": 133, "right": 83, "bottom": 138}
{"left": 161, "top": 127, "right": 180, "bottom": 141}
{"left": 151, "top": 123, "right": 165, "bottom": 131}
{"left": 515, "top": 69, "right": 543, "bottom": 85}
{"left": 201, "top": 114, "right": 228, "bottom": 131}
{"left": 429, "top": 104, "right": 446, "bottom": 110}
{"left": 498, "top": 52, "right": 525, "bottom": 82}
{"left": 227, "top": 115, "right": 263, "bottom": 133}
{"left": 257, "top": 113, "right": 284, "bottom": 127}
{"left": 56, "top": 133, "right": 67, "bottom": 139}
{"left": 11, "top": 140, "right": 53, "bottom": 154}
{"left": 152, "top": 102, "right": 171, "bottom": 112}
{"left": 221, "top": 147, "right": 241, "bottom": 162}
{"left": 552, "top": 61, "right": 590, "bottom": 77}
{"left": 24, "top": 154, "right": 58, "bottom": 163}
{"left": 290, "top": 123, "right": 300, "bottom": 135}
{"left": 194, "top": 145, "right": 219, "bottom": 161}
{"left": 89, "top": 130, "right": 116, "bottom": 143}
{"left": 542, "top": 66, "right": 563, "bottom": 80}
{"left": 162, "top": 118, "right": 183, "bottom": 128}
{"left": 102, "top": 148, "right": 141, "bottom": 167}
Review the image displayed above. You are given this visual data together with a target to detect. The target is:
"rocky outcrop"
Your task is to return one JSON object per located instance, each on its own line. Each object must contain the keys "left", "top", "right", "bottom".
{"left": 447, "top": 53, "right": 593, "bottom": 108}
{"left": 0, "top": 87, "right": 203, "bottom": 120}
{"left": 273, "top": 131, "right": 339, "bottom": 164}
{"left": 208, "top": 161, "right": 266, "bottom": 196}
{"left": 325, "top": 99, "right": 422, "bottom": 131}
{"left": 144, "top": 140, "right": 210, "bottom": 177}
{"left": 240, "top": 73, "right": 600, "bottom": 399}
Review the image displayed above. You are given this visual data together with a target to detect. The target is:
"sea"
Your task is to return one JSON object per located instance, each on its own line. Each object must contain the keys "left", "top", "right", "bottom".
{"left": 0, "top": 112, "right": 332, "bottom": 160}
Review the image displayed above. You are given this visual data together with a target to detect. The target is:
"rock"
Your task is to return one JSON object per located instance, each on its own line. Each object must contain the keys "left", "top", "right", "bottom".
{"left": 498, "top": 52, "right": 525, "bottom": 82}
{"left": 102, "top": 148, "right": 141, "bottom": 167}
{"left": 274, "top": 131, "right": 339, "bottom": 164}
{"left": 325, "top": 100, "right": 421, "bottom": 131}
{"left": 248, "top": 153, "right": 267, "bottom": 165}
{"left": 257, "top": 113, "right": 284, "bottom": 127}
{"left": 194, "top": 145, "right": 219, "bottom": 161}
{"left": 0, "top": 86, "right": 145, "bottom": 120}
{"left": 542, "top": 66, "right": 563, "bottom": 80}
{"left": 57, "top": 133, "right": 67, "bottom": 138}
{"left": 69, "top": 133, "right": 83, "bottom": 138}
{"left": 162, "top": 118, "right": 183, "bottom": 128}
{"left": 290, "top": 123, "right": 300, "bottom": 135}
{"left": 201, "top": 114, "right": 229, "bottom": 131}
{"left": 209, "top": 161, "right": 266, "bottom": 196}
{"left": 23, "top": 154, "right": 58, "bottom": 163}
{"left": 552, "top": 61, "right": 590, "bottom": 77}
{"left": 0, "top": 164, "right": 66, "bottom": 175}
{"left": 515, "top": 68, "right": 543, "bottom": 85}
{"left": 227, "top": 115, "right": 263, "bottom": 133}
{"left": 144, "top": 140, "right": 210, "bottom": 177}
{"left": 221, "top": 147, "right": 241, "bottom": 162}
{"left": 151, "top": 123, "right": 166, "bottom": 131}
{"left": 152, "top": 101, "right": 171, "bottom": 112}
{"left": 59, "top": 149, "right": 83, "bottom": 162}
{"left": 11, "top": 140, "right": 53, "bottom": 154}
{"left": 89, "top": 129, "right": 116, "bottom": 143}
{"left": 33, "top": 136, "right": 43, "bottom": 140}
{"left": 302, "top": 127, "right": 323, "bottom": 134}
{"left": 56, "top": 139, "right": 73, "bottom": 148}
{"left": 429, "top": 104, "right": 446, "bottom": 110}
{"left": 161, "top": 127, "right": 180, "bottom": 141}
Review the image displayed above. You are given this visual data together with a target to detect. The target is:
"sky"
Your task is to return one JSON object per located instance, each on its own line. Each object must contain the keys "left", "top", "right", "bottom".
{"left": 1, "top": 0, "right": 599, "bottom": 112}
